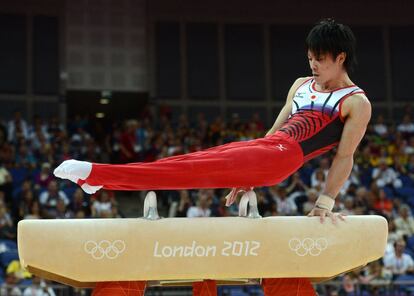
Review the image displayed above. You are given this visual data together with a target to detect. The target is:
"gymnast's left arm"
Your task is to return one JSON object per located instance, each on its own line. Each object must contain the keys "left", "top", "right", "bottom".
{"left": 308, "top": 94, "right": 371, "bottom": 223}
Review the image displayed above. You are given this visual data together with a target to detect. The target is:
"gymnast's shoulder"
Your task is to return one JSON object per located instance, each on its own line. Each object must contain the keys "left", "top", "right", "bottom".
{"left": 292, "top": 76, "right": 312, "bottom": 87}
{"left": 287, "top": 77, "right": 312, "bottom": 96}
{"left": 341, "top": 92, "right": 372, "bottom": 120}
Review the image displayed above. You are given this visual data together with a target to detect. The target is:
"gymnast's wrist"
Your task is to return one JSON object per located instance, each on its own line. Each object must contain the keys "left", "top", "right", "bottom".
{"left": 315, "top": 193, "right": 335, "bottom": 211}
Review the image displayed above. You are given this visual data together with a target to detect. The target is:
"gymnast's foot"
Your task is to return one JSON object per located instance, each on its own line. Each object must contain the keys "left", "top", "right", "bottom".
{"left": 54, "top": 160, "right": 103, "bottom": 194}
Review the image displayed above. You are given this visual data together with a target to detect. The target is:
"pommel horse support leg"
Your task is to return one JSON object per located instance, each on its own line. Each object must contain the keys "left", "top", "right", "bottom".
{"left": 18, "top": 192, "right": 387, "bottom": 296}
{"left": 92, "top": 281, "right": 147, "bottom": 296}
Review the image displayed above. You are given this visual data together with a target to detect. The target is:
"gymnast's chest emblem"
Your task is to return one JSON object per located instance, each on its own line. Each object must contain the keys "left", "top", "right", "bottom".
{"left": 288, "top": 238, "right": 328, "bottom": 256}
{"left": 309, "top": 94, "right": 318, "bottom": 101}
{"left": 276, "top": 144, "right": 287, "bottom": 151}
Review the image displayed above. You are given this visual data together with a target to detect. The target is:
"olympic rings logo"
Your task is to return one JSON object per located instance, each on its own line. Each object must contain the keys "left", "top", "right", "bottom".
{"left": 84, "top": 240, "right": 126, "bottom": 260}
{"left": 288, "top": 238, "right": 328, "bottom": 256}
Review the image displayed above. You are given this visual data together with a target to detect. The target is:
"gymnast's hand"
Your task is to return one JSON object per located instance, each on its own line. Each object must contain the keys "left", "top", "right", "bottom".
{"left": 224, "top": 187, "right": 253, "bottom": 206}
{"left": 53, "top": 159, "right": 103, "bottom": 194}
{"left": 307, "top": 207, "right": 346, "bottom": 224}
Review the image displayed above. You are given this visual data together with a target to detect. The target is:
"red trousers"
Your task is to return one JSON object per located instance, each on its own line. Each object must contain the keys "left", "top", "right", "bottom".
{"left": 83, "top": 132, "right": 304, "bottom": 190}
{"left": 92, "top": 279, "right": 316, "bottom": 296}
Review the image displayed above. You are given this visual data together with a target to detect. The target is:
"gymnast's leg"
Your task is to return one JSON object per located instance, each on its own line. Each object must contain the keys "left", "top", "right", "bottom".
{"left": 54, "top": 132, "right": 303, "bottom": 192}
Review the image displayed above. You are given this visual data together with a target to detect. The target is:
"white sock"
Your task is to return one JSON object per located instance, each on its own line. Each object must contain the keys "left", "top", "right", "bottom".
{"left": 53, "top": 160, "right": 93, "bottom": 183}
{"left": 81, "top": 183, "right": 103, "bottom": 194}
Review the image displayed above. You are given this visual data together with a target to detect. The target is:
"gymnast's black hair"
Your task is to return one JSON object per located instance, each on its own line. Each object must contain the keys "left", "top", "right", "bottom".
{"left": 306, "top": 18, "right": 357, "bottom": 73}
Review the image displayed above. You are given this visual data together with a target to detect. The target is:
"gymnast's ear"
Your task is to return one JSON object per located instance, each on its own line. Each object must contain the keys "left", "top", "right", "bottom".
{"left": 336, "top": 52, "right": 346, "bottom": 66}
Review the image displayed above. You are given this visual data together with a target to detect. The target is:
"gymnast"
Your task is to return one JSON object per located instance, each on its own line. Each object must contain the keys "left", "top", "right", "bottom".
{"left": 54, "top": 19, "right": 371, "bottom": 296}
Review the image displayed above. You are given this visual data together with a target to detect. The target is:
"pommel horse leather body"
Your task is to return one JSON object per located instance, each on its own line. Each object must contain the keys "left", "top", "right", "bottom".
{"left": 17, "top": 215, "right": 387, "bottom": 288}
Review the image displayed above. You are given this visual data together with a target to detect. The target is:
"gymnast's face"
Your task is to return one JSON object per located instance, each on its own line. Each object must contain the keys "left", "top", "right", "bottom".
{"left": 308, "top": 50, "right": 346, "bottom": 85}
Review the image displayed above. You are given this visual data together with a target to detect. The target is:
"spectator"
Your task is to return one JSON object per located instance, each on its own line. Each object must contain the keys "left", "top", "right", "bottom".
{"left": 339, "top": 166, "right": 361, "bottom": 196}
{"left": 47, "top": 116, "right": 65, "bottom": 143}
{"left": 91, "top": 190, "right": 114, "bottom": 218}
{"left": 0, "top": 162, "right": 12, "bottom": 204}
{"left": 23, "top": 276, "right": 56, "bottom": 296}
{"left": 211, "top": 195, "right": 232, "bottom": 217}
{"left": 311, "top": 157, "right": 330, "bottom": 184}
{"left": 70, "top": 127, "right": 91, "bottom": 148}
{"left": 270, "top": 185, "right": 297, "bottom": 216}
{"left": 340, "top": 271, "right": 359, "bottom": 295}
{"left": 358, "top": 260, "right": 392, "bottom": 294}
{"left": 36, "top": 141, "right": 54, "bottom": 165}
{"left": 285, "top": 172, "right": 309, "bottom": 202}
{"left": 0, "top": 273, "right": 22, "bottom": 295}
{"left": 119, "top": 120, "right": 138, "bottom": 163}
{"left": 58, "top": 141, "right": 72, "bottom": 163}
{"left": 39, "top": 180, "right": 70, "bottom": 218}
{"left": 356, "top": 145, "right": 374, "bottom": 172}
{"left": 15, "top": 143, "right": 37, "bottom": 169}
{"left": 250, "top": 112, "right": 265, "bottom": 132}
{"left": 28, "top": 117, "right": 50, "bottom": 152}
{"left": 341, "top": 196, "right": 355, "bottom": 216}
{"left": 353, "top": 187, "right": 369, "bottom": 214}
{"left": 303, "top": 188, "right": 318, "bottom": 215}
{"left": 372, "top": 158, "right": 402, "bottom": 189}
{"left": 111, "top": 204, "right": 122, "bottom": 218}
{"left": 383, "top": 239, "right": 414, "bottom": 277}
{"left": 7, "top": 110, "right": 28, "bottom": 144}
{"left": 0, "top": 142, "right": 14, "bottom": 167}
{"left": 71, "top": 188, "right": 91, "bottom": 217}
{"left": 394, "top": 204, "right": 414, "bottom": 237}
{"left": 244, "top": 121, "right": 260, "bottom": 140}
{"left": 167, "top": 138, "right": 184, "bottom": 157}
{"left": 387, "top": 219, "right": 401, "bottom": 246}
{"left": 69, "top": 127, "right": 90, "bottom": 160}
{"left": 256, "top": 189, "right": 274, "bottom": 217}
{"left": 75, "top": 209, "right": 86, "bottom": 218}
{"left": 175, "top": 190, "right": 192, "bottom": 217}
{"left": 18, "top": 189, "right": 35, "bottom": 220}
{"left": 311, "top": 168, "right": 326, "bottom": 193}
{"left": 397, "top": 114, "right": 414, "bottom": 138}
{"left": 0, "top": 203, "right": 16, "bottom": 240}
{"left": 33, "top": 162, "right": 54, "bottom": 191}
{"left": 24, "top": 201, "right": 41, "bottom": 219}
{"left": 0, "top": 119, "right": 7, "bottom": 146}
{"left": 82, "top": 138, "right": 102, "bottom": 162}
{"left": 187, "top": 191, "right": 211, "bottom": 217}
{"left": 136, "top": 120, "right": 148, "bottom": 156}
{"left": 55, "top": 199, "right": 73, "bottom": 219}
{"left": 373, "top": 188, "right": 393, "bottom": 217}
{"left": 373, "top": 114, "right": 388, "bottom": 137}
{"left": 404, "top": 137, "right": 414, "bottom": 155}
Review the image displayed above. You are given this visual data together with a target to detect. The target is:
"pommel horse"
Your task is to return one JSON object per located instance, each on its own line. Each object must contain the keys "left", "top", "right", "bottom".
{"left": 18, "top": 191, "right": 388, "bottom": 295}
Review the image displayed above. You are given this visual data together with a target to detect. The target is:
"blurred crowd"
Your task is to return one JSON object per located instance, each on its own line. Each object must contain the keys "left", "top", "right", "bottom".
{"left": 0, "top": 104, "right": 414, "bottom": 295}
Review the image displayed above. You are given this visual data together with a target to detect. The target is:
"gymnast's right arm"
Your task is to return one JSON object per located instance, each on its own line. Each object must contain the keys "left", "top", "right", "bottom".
{"left": 265, "top": 77, "right": 308, "bottom": 136}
